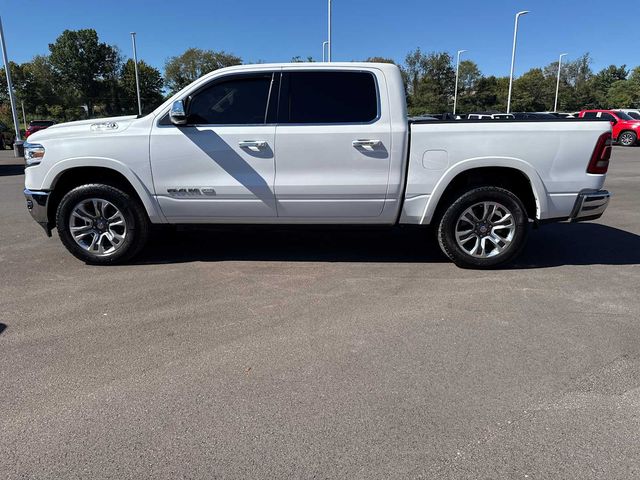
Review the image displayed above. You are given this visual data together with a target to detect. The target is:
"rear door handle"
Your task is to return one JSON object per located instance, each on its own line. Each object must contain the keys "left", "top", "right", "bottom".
{"left": 239, "top": 140, "right": 267, "bottom": 152}
{"left": 352, "top": 139, "right": 381, "bottom": 149}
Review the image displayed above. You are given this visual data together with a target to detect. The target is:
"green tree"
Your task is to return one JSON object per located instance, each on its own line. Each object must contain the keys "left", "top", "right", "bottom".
{"left": 164, "top": 48, "right": 242, "bottom": 93}
{"left": 365, "top": 57, "right": 397, "bottom": 64}
{"left": 19, "top": 56, "right": 62, "bottom": 117}
{"left": 563, "top": 54, "right": 595, "bottom": 110}
{"left": 120, "top": 59, "right": 164, "bottom": 114}
{"left": 606, "top": 67, "right": 640, "bottom": 107}
{"left": 291, "top": 56, "right": 315, "bottom": 63}
{"left": 48, "top": 29, "right": 122, "bottom": 115}
{"left": 469, "top": 75, "right": 509, "bottom": 112}
{"left": 405, "top": 49, "right": 455, "bottom": 115}
{"left": 512, "top": 68, "right": 553, "bottom": 111}
{"left": 454, "top": 60, "right": 482, "bottom": 113}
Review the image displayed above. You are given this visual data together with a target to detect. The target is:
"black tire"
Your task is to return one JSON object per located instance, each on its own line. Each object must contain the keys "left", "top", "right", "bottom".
{"left": 618, "top": 131, "right": 637, "bottom": 147}
{"left": 56, "top": 184, "right": 149, "bottom": 264}
{"left": 437, "top": 186, "right": 528, "bottom": 269}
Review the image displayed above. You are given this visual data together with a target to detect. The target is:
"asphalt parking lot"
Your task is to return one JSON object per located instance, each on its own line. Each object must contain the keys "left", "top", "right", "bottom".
{"left": 1, "top": 147, "right": 639, "bottom": 479}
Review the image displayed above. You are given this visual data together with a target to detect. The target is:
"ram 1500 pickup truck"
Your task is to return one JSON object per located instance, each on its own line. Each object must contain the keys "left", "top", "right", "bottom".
{"left": 23, "top": 63, "right": 612, "bottom": 268}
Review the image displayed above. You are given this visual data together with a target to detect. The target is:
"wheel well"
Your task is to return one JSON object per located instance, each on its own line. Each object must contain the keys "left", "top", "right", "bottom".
{"left": 47, "top": 167, "right": 144, "bottom": 228}
{"left": 618, "top": 130, "right": 636, "bottom": 139}
{"left": 433, "top": 167, "right": 537, "bottom": 222}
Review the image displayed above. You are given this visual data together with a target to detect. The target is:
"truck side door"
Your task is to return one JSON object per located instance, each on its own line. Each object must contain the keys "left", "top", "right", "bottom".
{"left": 149, "top": 72, "right": 278, "bottom": 221}
{"left": 273, "top": 69, "right": 392, "bottom": 218}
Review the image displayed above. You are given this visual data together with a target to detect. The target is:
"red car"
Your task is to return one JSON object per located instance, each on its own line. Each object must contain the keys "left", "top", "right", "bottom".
{"left": 579, "top": 110, "right": 640, "bottom": 146}
{"left": 24, "top": 120, "right": 54, "bottom": 138}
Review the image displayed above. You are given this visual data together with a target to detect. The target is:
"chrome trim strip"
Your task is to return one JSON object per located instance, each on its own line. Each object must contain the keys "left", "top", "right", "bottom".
{"left": 23, "top": 189, "right": 52, "bottom": 236}
{"left": 569, "top": 190, "right": 611, "bottom": 222}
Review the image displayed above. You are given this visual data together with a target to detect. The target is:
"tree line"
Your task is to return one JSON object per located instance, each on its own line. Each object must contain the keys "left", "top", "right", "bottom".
{"left": 2, "top": 29, "right": 639, "bottom": 129}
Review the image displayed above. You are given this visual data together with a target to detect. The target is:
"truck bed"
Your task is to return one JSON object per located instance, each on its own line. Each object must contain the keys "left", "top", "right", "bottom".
{"left": 401, "top": 119, "right": 611, "bottom": 224}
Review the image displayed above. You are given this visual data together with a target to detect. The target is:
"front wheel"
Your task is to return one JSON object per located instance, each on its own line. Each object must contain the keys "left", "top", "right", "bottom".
{"left": 437, "top": 186, "right": 528, "bottom": 269}
{"left": 618, "top": 131, "right": 637, "bottom": 147}
{"left": 56, "top": 184, "right": 149, "bottom": 264}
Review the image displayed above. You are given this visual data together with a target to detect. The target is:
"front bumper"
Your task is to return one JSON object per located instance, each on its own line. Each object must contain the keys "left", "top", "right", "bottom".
{"left": 24, "top": 188, "right": 52, "bottom": 236}
{"left": 569, "top": 190, "right": 611, "bottom": 222}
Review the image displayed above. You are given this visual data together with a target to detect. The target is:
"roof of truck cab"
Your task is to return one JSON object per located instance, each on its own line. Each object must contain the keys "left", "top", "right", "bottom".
{"left": 207, "top": 62, "right": 400, "bottom": 74}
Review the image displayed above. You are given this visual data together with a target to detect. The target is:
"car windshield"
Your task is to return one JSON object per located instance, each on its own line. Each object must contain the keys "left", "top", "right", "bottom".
{"left": 626, "top": 111, "right": 640, "bottom": 120}
{"left": 613, "top": 111, "right": 633, "bottom": 120}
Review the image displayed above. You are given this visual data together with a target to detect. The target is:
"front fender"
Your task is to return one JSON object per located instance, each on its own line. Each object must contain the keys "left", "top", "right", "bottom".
{"left": 41, "top": 157, "right": 165, "bottom": 223}
{"left": 419, "top": 156, "right": 548, "bottom": 224}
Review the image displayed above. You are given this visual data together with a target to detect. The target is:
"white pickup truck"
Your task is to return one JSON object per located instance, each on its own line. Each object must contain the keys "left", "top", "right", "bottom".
{"left": 23, "top": 62, "right": 612, "bottom": 268}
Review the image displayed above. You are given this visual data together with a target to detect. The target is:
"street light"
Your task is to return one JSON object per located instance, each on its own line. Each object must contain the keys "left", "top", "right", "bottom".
{"left": 327, "top": 0, "right": 332, "bottom": 62}
{"left": 322, "top": 41, "right": 328, "bottom": 62}
{"left": 0, "top": 16, "right": 22, "bottom": 155}
{"left": 554, "top": 53, "right": 568, "bottom": 112}
{"left": 21, "top": 101, "right": 27, "bottom": 131}
{"left": 453, "top": 49, "right": 467, "bottom": 116}
{"left": 130, "top": 32, "right": 142, "bottom": 116}
{"left": 506, "top": 10, "right": 530, "bottom": 114}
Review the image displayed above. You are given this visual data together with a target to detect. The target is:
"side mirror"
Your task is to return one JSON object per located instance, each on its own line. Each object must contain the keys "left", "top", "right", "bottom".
{"left": 170, "top": 100, "right": 188, "bottom": 126}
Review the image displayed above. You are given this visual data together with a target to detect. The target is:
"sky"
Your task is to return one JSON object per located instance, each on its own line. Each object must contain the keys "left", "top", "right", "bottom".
{"left": 2, "top": 0, "right": 638, "bottom": 77}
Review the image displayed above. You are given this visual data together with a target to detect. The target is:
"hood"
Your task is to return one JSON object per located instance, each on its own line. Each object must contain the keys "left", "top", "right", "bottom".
{"left": 27, "top": 115, "right": 138, "bottom": 142}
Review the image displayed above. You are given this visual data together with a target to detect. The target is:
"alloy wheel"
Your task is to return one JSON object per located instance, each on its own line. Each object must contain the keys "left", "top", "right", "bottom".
{"left": 69, "top": 198, "right": 127, "bottom": 256}
{"left": 454, "top": 201, "right": 516, "bottom": 258}
{"left": 620, "top": 132, "right": 635, "bottom": 146}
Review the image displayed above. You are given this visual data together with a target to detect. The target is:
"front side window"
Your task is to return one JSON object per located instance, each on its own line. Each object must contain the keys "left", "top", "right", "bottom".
{"left": 281, "top": 71, "right": 378, "bottom": 124}
{"left": 188, "top": 74, "right": 273, "bottom": 125}
{"left": 600, "top": 113, "right": 616, "bottom": 122}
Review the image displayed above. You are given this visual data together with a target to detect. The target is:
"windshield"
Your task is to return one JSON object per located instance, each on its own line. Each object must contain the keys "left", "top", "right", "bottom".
{"left": 613, "top": 111, "right": 633, "bottom": 120}
{"left": 627, "top": 111, "right": 640, "bottom": 120}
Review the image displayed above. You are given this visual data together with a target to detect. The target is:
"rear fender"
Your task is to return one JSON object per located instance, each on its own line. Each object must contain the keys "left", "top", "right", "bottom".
{"left": 420, "top": 156, "right": 547, "bottom": 224}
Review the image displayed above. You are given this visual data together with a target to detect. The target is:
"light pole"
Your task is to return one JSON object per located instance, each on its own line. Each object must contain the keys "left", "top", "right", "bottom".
{"left": 453, "top": 49, "right": 467, "bottom": 116}
{"left": 554, "top": 53, "right": 567, "bottom": 112}
{"left": 506, "top": 10, "right": 529, "bottom": 114}
{"left": 130, "top": 32, "right": 142, "bottom": 116}
{"left": 0, "top": 16, "right": 22, "bottom": 154}
{"left": 21, "top": 101, "right": 27, "bottom": 131}
{"left": 322, "top": 41, "right": 328, "bottom": 62}
{"left": 327, "top": 0, "right": 332, "bottom": 62}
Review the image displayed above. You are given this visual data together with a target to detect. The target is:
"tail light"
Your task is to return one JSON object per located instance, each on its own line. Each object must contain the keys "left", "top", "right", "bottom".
{"left": 587, "top": 132, "right": 612, "bottom": 174}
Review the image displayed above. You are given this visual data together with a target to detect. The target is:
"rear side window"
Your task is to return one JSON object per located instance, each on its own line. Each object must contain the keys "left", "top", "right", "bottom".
{"left": 281, "top": 71, "right": 378, "bottom": 124}
{"left": 613, "top": 111, "right": 633, "bottom": 120}
{"left": 582, "top": 112, "right": 598, "bottom": 119}
{"left": 188, "top": 74, "right": 273, "bottom": 125}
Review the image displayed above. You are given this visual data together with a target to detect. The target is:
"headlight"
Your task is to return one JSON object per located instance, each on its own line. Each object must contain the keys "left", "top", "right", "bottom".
{"left": 24, "top": 142, "right": 45, "bottom": 167}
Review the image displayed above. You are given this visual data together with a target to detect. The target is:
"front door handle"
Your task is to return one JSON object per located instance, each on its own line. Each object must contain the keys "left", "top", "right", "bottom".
{"left": 239, "top": 140, "right": 268, "bottom": 152}
{"left": 352, "top": 139, "right": 381, "bottom": 150}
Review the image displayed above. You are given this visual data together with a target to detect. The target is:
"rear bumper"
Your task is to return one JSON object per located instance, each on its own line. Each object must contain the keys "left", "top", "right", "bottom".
{"left": 569, "top": 190, "right": 611, "bottom": 222}
{"left": 24, "top": 188, "right": 52, "bottom": 236}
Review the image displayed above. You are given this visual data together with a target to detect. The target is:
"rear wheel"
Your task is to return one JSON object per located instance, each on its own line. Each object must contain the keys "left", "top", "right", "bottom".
{"left": 56, "top": 184, "right": 149, "bottom": 264}
{"left": 437, "top": 186, "right": 528, "bottom": 268}
{"left": 618, "top": 131, "right": 637, "bottom": 147}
